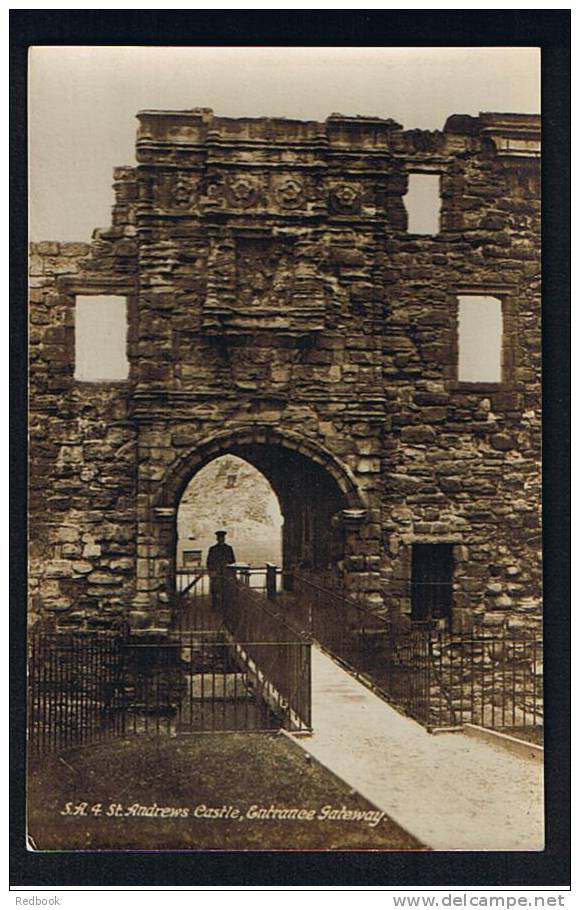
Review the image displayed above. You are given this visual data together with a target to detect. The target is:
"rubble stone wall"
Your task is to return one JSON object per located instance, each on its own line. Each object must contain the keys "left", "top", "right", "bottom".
{"left": 29, "top": 109, "right": 541, "bottom": 633}
{"left": 29, "top": 166, "right": 140, "bottom": 628}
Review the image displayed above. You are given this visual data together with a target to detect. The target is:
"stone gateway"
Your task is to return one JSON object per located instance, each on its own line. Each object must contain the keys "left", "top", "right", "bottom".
{"left": 29, "top": 108, "right": 541, "bottom": 636}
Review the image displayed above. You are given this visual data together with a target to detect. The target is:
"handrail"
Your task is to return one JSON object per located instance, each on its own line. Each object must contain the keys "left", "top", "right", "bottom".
{"left": 176, "top": 569, "right": 205, "bottom": 596}
{"left": 286, "top": 572, "right": 543, "bottom": 730}
{"left": 218, "top": 574, "right": 312, "bottom": 729}
{"left": 221, "top": 574, "right": 304, "bottom": 642}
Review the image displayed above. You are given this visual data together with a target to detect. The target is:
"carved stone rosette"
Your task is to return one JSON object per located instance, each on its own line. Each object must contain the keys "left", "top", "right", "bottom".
{"left": 156, "top": 175, "right": 199, "bottom": 212}
{"left": 328, "top": 183, "right": 362, "bottom": 214}
{"left": 273, "top": 175, "right": 306, "bottom": 209}
{"left": 224, "top": 175, "right": 261, "bottom": 208}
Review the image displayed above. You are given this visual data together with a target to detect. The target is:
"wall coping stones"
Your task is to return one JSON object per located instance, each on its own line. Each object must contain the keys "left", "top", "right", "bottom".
{"left": 136, "top": 108, "right": 540, "bottom": 157}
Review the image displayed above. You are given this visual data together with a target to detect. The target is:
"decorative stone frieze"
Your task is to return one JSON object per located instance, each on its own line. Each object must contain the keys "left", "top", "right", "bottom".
{"left": 273, "top": 175, "right": 306, "bottom": 209}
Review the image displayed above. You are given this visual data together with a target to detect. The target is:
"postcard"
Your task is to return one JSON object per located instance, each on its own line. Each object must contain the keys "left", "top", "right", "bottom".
{"left": 27, "top": 45, "right": 544, "bottom": 855}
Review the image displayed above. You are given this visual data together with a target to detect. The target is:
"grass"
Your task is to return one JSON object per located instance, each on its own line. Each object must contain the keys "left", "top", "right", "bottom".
{"left": 28, "top": 732, "right": 424, "bottom": 851}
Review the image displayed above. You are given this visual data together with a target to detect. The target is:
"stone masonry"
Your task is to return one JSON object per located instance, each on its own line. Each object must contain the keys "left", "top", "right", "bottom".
{"left": 29, "top": 109, "right": 541, "bottom": 634}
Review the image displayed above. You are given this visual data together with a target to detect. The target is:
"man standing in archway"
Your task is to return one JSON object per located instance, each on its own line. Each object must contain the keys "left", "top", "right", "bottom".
{"left": 206, "top": 530, "right": 236, "bottom": 609}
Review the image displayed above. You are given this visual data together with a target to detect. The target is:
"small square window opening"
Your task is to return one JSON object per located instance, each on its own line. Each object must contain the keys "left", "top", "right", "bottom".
{"left": 458, "top": 295, "right": 502, "bottom": 383}
{"left": 405, "top": 174, "right": 441, "bottom": 235}
{"left": 74, "top": 295, "right": 129, "bottom": 381}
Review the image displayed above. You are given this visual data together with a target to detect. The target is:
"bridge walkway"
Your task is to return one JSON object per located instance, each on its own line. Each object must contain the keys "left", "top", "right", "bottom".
{"left": 174, "top": 568, "right": 543, "bottom": 850}
{"left": 288, "top": 645, "right": 544, "bottom": 851}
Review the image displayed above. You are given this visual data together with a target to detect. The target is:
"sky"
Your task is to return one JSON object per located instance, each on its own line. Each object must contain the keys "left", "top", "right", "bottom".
{"left": 28, "top": 46, "right": 540, "bottom": 242}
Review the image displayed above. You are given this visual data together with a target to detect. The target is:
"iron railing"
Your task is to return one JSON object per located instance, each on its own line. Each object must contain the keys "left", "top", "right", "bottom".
{"left": 174, "top": 568, "right": 218, "bottom": 632}
{"left": 173, "top": 565, "right": 281, "bottom": 631}
{"left": 27, "top": 630, "right": 126, "bottom": 758}
{"left": 220, "top": 575, "right": 312, "bottom": 731}
{"left": 119, "top": 630, "right": 309, "bottom": 736}
{"left": 28, "top": 583, "right": 311, "bottom": 758}
{"left": 287, "top": 574, "right": 543, "bottom": 731}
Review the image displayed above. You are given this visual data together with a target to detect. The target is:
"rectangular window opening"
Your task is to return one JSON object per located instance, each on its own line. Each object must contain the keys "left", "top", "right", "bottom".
{"left": 457, "top": 295, "right": 502, "bottom": 383}
{"left": 74, "top": 295, "right": 129, "bottom": 382}
{"left": 411, "top": 543, "right": 454, "bottom": 625}
{"left": 405, "top": 173, "right": 441, "bottom": 235}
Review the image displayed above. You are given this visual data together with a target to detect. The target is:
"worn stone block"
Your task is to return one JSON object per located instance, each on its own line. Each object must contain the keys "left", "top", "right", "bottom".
{"left": 401, "top": 426, "right": 437, "bottom": 445}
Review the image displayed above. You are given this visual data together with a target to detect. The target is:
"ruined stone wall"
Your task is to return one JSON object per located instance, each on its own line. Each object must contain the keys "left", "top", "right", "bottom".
{"left": 28, "top": 168, "right": 139, "bottom": 628}
{"left": 29, "top": 109, "right": 541, "bottom": 633}
{"left": 381, "top": 120, "right": 542, "bottom": 632}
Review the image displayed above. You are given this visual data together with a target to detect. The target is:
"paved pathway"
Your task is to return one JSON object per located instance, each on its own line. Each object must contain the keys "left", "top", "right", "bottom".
{"left": 290, "top": 647, "right": 544, "bottom": 851}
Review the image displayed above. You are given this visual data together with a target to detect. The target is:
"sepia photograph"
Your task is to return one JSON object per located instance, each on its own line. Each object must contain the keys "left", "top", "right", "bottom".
{"left": 25, "top": 42, "right": 547, "bottom": 858}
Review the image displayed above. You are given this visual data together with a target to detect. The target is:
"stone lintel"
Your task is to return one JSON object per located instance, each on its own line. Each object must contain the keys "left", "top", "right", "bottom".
{"left": 58, "top": 275, "right": 136, "bottom": 296}
{"left": 400, "top": 534, "right": 464, "bottom": 545}
{"left": 455, "top": 283, "right": 516, "bottom": 297}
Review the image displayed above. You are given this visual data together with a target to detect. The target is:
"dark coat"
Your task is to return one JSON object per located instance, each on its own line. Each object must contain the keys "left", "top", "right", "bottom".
{"left": 207, "top": 542, "right": 236, "bottom": 573}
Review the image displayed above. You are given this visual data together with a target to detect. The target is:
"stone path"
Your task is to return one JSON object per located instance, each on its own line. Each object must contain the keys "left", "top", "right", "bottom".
{"left": 289, "top": 647, "right": 544, "bottom": 851}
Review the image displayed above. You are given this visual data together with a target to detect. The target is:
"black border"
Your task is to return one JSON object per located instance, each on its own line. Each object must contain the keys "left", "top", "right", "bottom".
{"left": 10, "top": 9, "right": 571, "bottom": 888}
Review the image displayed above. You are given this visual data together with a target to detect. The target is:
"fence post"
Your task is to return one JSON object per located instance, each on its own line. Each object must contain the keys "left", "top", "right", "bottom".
{"left": 236, "top": 564, "right": 251, "bottom": 586}
{"left": 266, "top": 563, "right": 277, "bottom": 600}
{"left": 425, "top": 629, "right": 433, "bottom": 728}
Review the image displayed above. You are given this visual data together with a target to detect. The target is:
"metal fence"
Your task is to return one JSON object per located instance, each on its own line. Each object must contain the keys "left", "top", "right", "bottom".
{"left": 172, "top": 568, "right": 311, "bottom": 731}
{"left": 288, "top": 574, "right": 543, "bottom": 731}
{"left": 27, "top": 631, "right": 126, "bottom": 759}
{"left": 174, "top": 565, "right": 280, "bottom": 631}
{"left": 174, "top": 569, "right": 218, "bottom": 632}
{"left": 119, "top": 630, "right": 310, "bottom": 736}
{"left": 220, "top": 574, "right": 312, "bottom": 731}
{"left": 28, "top": 586, "right": 311, "bottom": 759}
{"left": 420, "top": 626, "right": 543, "bottom": 729}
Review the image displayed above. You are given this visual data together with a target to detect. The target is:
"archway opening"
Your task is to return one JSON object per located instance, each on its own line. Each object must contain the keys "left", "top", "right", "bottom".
{"left": 177, "top": 454, "right": 283, "bottom": 571}
{"left": 170, "top": 438, "right": 351, "bottom": 591}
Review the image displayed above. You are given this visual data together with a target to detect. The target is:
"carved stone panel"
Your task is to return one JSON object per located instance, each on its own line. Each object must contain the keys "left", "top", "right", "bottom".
{"left": 272, "top": 175, "right": 306, "bottom": 209}
{"left": 155, "top": 175, "right": 200, "bottom": 213}
{"left": 235, "top": 238, "right": 294, "bottom": 309}
{"left": 224, "top": 175, "right": 261, "bottom": 209}
{"left": 202, "top": 232, "right": 328, "bottom": 334}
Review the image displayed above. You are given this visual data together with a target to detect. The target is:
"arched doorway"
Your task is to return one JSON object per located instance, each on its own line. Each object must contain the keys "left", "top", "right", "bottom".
{"left": 177, "top": 454, "right": 283, "bottom": 571}
{"left": 172, "top": 438, "right": 349, "bottom": 580}
{"left": 139, "top": 427, "right": 367, "bottom": 621}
